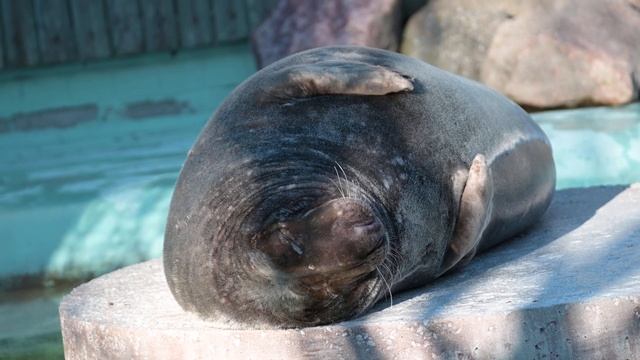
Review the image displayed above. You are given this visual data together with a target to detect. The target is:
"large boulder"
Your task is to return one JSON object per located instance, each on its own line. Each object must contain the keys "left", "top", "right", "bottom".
{"left": 402, "top": 0, "right": 640, "bottom": 109}
{"left": 252, "top": 0, "right": 401, "bottom": 68}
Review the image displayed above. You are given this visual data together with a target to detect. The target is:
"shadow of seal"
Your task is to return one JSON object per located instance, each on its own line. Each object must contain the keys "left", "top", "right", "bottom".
{"left": 163, "top": 46, "right": 556, "bottom": 328}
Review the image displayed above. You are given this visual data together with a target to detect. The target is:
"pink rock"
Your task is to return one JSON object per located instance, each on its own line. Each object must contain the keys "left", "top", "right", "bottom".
{"left": 252, "top": 0, "right": 401, "bottom": 68}
{"left": 402, "top": 0, "right": 640, "bottom": 109}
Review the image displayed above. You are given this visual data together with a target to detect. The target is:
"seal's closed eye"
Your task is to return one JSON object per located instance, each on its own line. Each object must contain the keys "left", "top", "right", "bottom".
{"left": 260, "top": 60, "right": 414, "bottom": 101}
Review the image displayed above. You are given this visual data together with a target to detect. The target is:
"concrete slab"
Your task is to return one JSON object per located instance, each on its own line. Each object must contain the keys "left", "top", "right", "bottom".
{"left": 59, "top": 185, "right": 640, "bottom": 359}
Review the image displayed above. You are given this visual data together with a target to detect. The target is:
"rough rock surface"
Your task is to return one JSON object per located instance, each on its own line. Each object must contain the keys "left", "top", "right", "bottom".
{"left": 402, "top": 0, "right": 640, "bottom": 109}
{"left": 252, "top": 0, "right": 401, "bottom": 68}
{"left": 60, "top": 185, "right": 640, "bottom": 359}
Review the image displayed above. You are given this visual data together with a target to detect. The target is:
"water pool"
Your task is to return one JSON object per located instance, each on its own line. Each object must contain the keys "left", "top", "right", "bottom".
{"left": 534, "top": 104, "right": 640, "bottom": 189}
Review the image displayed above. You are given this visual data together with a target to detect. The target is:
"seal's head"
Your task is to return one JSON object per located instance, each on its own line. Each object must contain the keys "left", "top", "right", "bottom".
{"left": 247, "top": 194, "right": 390, "bottom": 326}
{"left": 164, "top": 139, "right": 402, "bottom": 327}
{"left": 189, "top": 156, "right": 398, "bottom": 327}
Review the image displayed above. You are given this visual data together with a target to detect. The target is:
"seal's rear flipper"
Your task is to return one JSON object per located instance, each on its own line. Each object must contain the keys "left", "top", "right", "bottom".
{"left": 439, "top": 154, "right": 494, "bottom": 276}
{"left": 259, "top": 61, "right": 413, "bottom": 101}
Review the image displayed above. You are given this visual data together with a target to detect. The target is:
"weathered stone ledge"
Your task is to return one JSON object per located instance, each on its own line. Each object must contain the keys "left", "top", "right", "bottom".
{"left": 60, "top": 185, "right": 640, "bottom": 359}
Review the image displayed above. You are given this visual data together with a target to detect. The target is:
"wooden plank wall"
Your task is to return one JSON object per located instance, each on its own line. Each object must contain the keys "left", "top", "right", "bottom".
{"left": 0, "top": 0, "right": 278, "bottom": 70}
{"left": 1, "top": 0, "right": 41, "bottom": 67}
{"left": 176, "top": 0, "right": 214, "bottom": 49}
{"left": 69, "top": 0, "right": 111, "bottom": 61}
{"left": 140, "top": 0, "right": 178, "bottom": 53}
{"left": 34, "top": 0, "right": 77, "bottom": 64}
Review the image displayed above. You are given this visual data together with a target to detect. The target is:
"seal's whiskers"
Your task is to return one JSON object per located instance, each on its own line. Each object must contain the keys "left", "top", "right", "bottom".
{"left": 334, "top": 162, "right": 352, "bottom": 198}
{"left": 329, "top": 175, "right": 346, "bottom": 198}
{"left": 387, "top": 248, "right": 403, "bottom": 270}
{"left": 375, "top": 266, "right": 393, "bottom": 307}
{"left": 333, "top": 166, "right": 348, "bottom": 199}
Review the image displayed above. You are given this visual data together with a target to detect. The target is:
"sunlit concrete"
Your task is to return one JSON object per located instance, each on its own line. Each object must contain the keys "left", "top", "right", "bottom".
{"left": 60, "top": 185, "right": 640, "bottom": 359}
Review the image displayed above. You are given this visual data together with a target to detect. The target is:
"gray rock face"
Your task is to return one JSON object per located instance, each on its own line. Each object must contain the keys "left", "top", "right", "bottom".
{"left": 60, "top": 185, "right": 640, "bottom": 359}
{"left": 252, "top": 0, "right": 401, "bottom": 68}
{"left": 402, "top": 0, "right": 640, "bottom": 109}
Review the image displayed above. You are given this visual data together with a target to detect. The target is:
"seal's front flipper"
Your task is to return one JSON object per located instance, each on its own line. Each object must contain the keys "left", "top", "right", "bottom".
{"left": 439, "top": 154, "right": 494, "bottom": 276}
{"left": 259, "top": 61, "right": 413, "bottom": 102}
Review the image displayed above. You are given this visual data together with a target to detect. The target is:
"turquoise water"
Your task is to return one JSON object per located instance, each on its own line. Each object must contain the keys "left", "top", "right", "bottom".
{"left": 533, "top": 104, "right": 640, "bottom": 189}
{"left": 0, "top": 286, "right": 70, "bottom": 360}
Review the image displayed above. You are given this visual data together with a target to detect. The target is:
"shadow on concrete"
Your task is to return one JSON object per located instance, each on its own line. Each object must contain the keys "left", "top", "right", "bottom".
{"left": 390, "top": 186, "right": 625, "bottom": 311}
{"left": 404, "top": 185, "right": 639, "bottom": 359}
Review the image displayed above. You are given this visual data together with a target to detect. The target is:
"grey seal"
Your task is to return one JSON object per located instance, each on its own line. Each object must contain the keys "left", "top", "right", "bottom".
{"left": 163, "top": 46, "right": 555, "bottom": 328}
